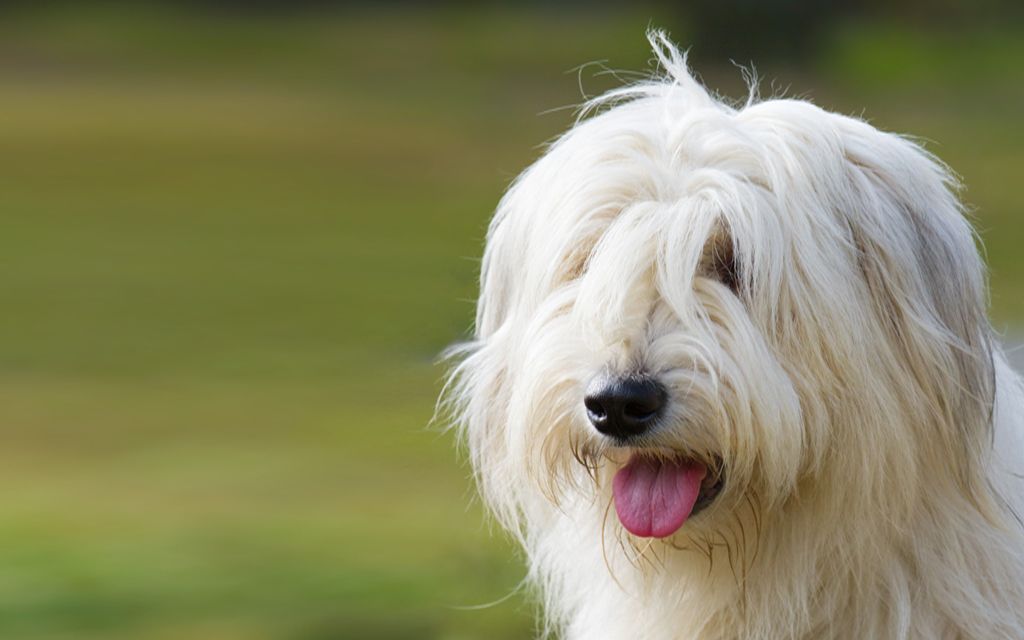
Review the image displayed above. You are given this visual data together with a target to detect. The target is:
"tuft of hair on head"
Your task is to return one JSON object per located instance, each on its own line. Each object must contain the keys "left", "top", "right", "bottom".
{"left": 577, "top": 30, "right": 726, "bottom": 123}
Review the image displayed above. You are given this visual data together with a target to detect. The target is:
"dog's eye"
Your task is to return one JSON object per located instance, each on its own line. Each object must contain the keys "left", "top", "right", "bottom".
{"left": 709, "top": 243, "right": 740, "bottom": 294}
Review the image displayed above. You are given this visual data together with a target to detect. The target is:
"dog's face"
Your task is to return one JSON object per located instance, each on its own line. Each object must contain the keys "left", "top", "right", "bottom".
{"left": 449, "top": 49, "right": 994, "bottom": 547}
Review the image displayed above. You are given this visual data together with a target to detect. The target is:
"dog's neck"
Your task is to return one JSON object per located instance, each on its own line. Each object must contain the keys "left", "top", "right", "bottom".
{"left": 525, "top": 469, "right": 1024, "bottom": 640}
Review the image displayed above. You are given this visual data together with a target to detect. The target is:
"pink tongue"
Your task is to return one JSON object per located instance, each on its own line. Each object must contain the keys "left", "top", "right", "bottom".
{"left": 613, "top": 456, "right": 706, "bottom": 538}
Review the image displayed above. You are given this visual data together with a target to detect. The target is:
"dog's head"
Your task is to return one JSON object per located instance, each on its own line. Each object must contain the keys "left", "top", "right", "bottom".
{"left": 446, "top": 34, "right": 996, "bottom": 546}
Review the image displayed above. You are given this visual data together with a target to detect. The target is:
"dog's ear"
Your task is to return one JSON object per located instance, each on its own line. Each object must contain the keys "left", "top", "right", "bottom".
{"left": 845, "top": 142, "right": 988, "bottom": 347}
{"left": 839, "top": 121, "right": 996, "bottom": 500}
{"left": 840, "top": 123, "right": 991, "bottom": 373}
{"left": 443, "top": 185, "right": 529, "bottom": 534}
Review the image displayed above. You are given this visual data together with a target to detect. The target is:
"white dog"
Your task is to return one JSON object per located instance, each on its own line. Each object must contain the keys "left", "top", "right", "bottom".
{"left": 445, "top": 33, "right": 1024, "bottom": 639}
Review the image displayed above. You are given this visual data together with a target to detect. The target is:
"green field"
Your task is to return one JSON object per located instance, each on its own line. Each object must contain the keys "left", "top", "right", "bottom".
{"left": 0, "top": 6, "right": 1021, "bottom": 639}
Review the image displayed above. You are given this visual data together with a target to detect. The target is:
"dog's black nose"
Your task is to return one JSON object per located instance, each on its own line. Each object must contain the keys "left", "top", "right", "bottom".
{"left": 584, "top": 375, "right": 667, "bottom": 439}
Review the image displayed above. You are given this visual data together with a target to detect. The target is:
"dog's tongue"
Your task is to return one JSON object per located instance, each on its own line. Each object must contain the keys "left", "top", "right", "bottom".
{"left": 612, "top": 456, "right": 706, "bottom": 538}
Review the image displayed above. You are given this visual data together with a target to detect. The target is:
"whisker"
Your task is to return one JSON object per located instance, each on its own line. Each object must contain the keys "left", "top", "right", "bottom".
{"left": 600, "top": 494, "right": 630, "bottom": 594}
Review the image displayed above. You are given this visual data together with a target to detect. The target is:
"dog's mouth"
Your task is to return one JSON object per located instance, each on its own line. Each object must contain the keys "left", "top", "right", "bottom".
{"left": 611, "top": 453, "right": 725, "bottom": 538}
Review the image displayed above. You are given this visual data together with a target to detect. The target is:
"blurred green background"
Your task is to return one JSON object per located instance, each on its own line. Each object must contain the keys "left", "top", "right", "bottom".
{"left": 0, "top": 2, "right": 1021, "bottom": 639}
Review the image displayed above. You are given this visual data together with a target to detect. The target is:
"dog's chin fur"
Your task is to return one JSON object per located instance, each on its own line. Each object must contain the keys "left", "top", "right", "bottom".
{"left": 443, "top": 32, "right": 1024, "bottom": 639}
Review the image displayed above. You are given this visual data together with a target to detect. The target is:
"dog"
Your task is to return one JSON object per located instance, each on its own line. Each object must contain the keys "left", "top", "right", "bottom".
{"left": 444, "top": 33, "right": 1024, "bottom": 639}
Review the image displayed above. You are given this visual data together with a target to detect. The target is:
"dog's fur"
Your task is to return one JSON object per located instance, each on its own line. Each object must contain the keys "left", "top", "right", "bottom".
{"left": 444, "top": 34, "right": 1024, "bottom": 639}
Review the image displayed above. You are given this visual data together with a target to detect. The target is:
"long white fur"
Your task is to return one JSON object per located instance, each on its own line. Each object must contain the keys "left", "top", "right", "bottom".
{"left": 444, "top": 32, "right": 1024, "bottom": 639}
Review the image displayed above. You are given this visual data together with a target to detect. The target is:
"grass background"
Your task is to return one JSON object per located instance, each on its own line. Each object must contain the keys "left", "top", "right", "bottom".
{"left": 0, "top": 4, "right": 1021, "bottom": 639}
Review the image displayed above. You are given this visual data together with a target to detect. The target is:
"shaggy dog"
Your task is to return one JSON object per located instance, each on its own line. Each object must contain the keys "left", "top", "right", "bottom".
{"left": 445, "top": 34, "right": 1024, "bottom": 639}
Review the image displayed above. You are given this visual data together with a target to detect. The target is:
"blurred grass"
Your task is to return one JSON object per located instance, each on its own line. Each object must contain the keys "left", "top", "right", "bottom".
{"left": 0, "top": 4, "right": 1020, "bottom": 639}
